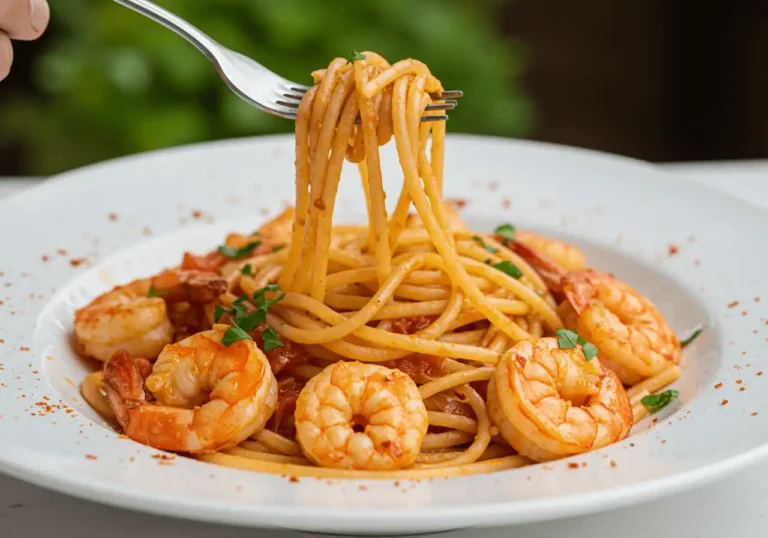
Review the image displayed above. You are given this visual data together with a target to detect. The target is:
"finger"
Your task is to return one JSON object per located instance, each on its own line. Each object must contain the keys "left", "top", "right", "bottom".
{"left": 0, "top": 0, "right": 49, "bottom": 40}
{"left": 0, "top": 31, "right": 11, "bottom": 81}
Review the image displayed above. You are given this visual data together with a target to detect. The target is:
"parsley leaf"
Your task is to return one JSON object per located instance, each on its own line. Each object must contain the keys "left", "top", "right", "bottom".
{"left": 261, "top": 327, "right": 284, "bottom": 352}
{"left": 221, "top": 325, "right": 253, "bottom": 346}
{"left": 217, "top": 241, "right": 262, "bottom": 258}
{"left": 237, "top": 310, "right": 267, "bottom": 331}
{"left": 213, "top": 305, "right": 229, "bottom": 323}
{"left": 555, "top": 328, "right": 580, "bottom": 349}
{"left": 680, "top": 325, "right": 704, "bottom": 348}
{"left": 555, "top": 329, "right": 599, "bottom": 360}
{"left": 346, "top": 50, "right": 366, "bottom": 64}
{"left": 472, "top": 235, "right": 499, "bottom": 253}
{"left": 240, "top": 264, "right": 253, "bottom": 276}
{"left": 147, "top": 286, "right": 169, "bottom": 298}
{"left": 272, "top": 245, "right": 286, "bottom": 253}
{"left": 641, "top": 389, "right": 679, "bottom": 414}
{"left": 253, "top": 284, "right": 284, "bottom": 309}
{"left": 582, "top": 343, "right": 599, "bottom": 361}
{"left": 491, "top": 260, "right": 523, "bottom": 279}
{"left": 494, "top": 223, "right": 516, "bottom": 241}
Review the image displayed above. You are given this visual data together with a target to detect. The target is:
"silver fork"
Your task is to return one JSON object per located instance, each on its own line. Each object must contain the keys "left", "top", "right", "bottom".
{"left": 113, "top": 0, "right": 462, "bottom": 122}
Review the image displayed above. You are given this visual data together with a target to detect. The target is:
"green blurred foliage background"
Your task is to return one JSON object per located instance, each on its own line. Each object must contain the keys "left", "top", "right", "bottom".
{"left": 1, "top": 0, "right": 532, "bottom": 175}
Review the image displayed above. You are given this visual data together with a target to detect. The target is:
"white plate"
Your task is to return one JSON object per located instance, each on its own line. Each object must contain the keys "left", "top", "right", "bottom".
{"left": 0, "top": 135, "right": 766, "bottom": 535}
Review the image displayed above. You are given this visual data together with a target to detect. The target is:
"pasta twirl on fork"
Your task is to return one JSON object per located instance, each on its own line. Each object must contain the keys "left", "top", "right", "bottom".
{"left": 77, "top": 52, "right": 685, "bottom": 479}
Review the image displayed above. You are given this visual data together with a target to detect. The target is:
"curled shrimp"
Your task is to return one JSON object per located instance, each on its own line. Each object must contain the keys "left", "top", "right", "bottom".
{"left": 488, "top": 338, "right": 632, "bottom": 462}
{"left": 74, "top": 271, "right": 226, "bottom": 361}
{"left": 515, "top": 230, "right": 585, "bottom": 271}
{"left": 563, "top": 269, "right": 680, "bottom": 385}
{"left": 74, "top": 278, "right": 173, "bottom": 361}
{"left": 295, "top": 361, "right": 429, "bottom": 470}
{"left": 102, "top": 328, "right": 277, "bottom": 452}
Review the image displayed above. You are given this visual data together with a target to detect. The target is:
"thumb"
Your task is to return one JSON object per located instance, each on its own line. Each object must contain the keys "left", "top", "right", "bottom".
{"left": 0, "top": 0, "right": 49, "bottom": 41}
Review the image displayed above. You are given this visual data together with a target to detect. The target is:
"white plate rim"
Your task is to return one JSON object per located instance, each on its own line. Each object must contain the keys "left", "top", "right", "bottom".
{"left": 0, "top": 134, "right": 766, "bottom": 534}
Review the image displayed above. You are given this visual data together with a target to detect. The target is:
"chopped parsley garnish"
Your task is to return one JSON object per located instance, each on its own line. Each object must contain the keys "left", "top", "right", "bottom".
{"left": 491, "top": 260, "right": 523, "bottom": 279}
{"left": 272, "top": 244, "right": 286, "bottom": 253}
{"left": 217, "top": 240, "right": 262, "bottom": 258}
{"left": 680, "top": 324, "right": 704, "bottom": 348}
{"left": 494, "top": 223, "right": 516, "bottom": 242}
{"left": 221, "top": 325, "right": 252, "bottom": 346}
{"left": 240, "top": 264, "right": 253, "bottom": 276}
{"left": 261, "top": 327, "right": 284, "bottom": 352}
{"left": 555, "top": 328, "right": 599, "bottom": 361}
{"left": 472, "top": 235, "right": 499, "bottom": 254}
{"left": 582, "top": 343, "right": 599, "bottom": 361}
{"left": 147, "top": 286, "right": 168, "bottom": 298}
{"left": 641, "top": 390, "right": 679, "bottom": 414}
{"left": 216, "top": 284, "right": 285, "bottom": 350}
{"left": 346, "top": 50, "right": 366, "bottom": 64}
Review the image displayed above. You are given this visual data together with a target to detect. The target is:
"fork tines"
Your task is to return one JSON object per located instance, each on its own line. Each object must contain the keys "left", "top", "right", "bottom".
{"left": 274, "top": 87, "right": 462, "bottom": 122}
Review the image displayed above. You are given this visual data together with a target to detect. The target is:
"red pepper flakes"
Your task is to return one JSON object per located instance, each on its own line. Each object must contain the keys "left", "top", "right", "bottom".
{"left": 714, "top": 382, "right": 724, "bottom": 389}
{"left": 358, "top": 485, "right": 368, "bottom": 491}
{"left": 720, "top": 399, "right": 729, "bottom": 406}
{"left": 758, "top": 372, "right": 764, "bottom": 376}
{"left": 57, "top": 249, "right": 68, "bottom": 256}
{"left": 737, "top": 379, "right": 743, "bottom": 384}
{"left": 41, "top": 255, "right": 50, "bottom": 262}
{"left": 728, "top": 301, "right": 739, "bottom": 309}
{"left": 107, "top": 213, "right": 118, "bottom": 221}
{"left": 85, "top": 454, "right": 98, "bottom": 460}
{"left": 191, "top": 210, "right": 203, "bottom": 219}
{"left": 667, "top": 244, "right": 679, "bottom": 256}
{"left": 740, "top": 387, "right": 746, "bottom": 392}
{"left": 661, "top": 440, "right": 667, "bottom": 444}
{"left": 151, "top": 454, "right": 176, "bottom": 461}
{"left": 393, "top": 481, "right": 400, "bottom": 487}
{"left": 755, "top": 297, "right": 761, "bottom": 303}
{"left": 0, "top": 339, "right": 4, "bottom": 343}
{"left": 652, "top": 418, "right": 659, "bottom": 423}
{"left": 69, "top": 258, "right": 87, "bottom": 267}
{"left": 19, "top": 346, "right": 30, "bottom": 351}
{"left": 567, "top": 462, "right": 579, "bottom": 469}
{"left": 581, "top": 462, "right": 588, "bottom": 468}
{"left": 610, "top": 460, "right": 618, "bottom": 468}
{"left": 751, "top": 412, "right": 759, "bottom": 417}
{"left": 742, "top": 310, "right": 749, "bottom": 317}
{"left": 289, "top": 476, "right": 300, "bottom": 483}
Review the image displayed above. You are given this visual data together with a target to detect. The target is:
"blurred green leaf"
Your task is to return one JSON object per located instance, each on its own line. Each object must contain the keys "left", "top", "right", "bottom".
{"left": 3, "top": 0, "right": 532, "bottom": 175}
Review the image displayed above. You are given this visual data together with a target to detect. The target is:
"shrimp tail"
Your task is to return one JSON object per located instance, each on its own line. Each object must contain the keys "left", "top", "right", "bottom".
{"left": 103, "top": 350, "right": 154, "bottom": 428}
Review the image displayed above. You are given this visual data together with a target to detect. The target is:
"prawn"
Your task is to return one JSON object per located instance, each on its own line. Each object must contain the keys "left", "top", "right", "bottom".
{"left": 488, "top": 338, "right": 632, "bottom": 462}
{"left": 102, "top": 328, "right": 277, "bottom": 452}
{"left": 514, "top": 230, "right": 585, "bottom": 272}
{"left": 562, "top": 269, "right": 680, "bottom": 385}
{"left": 74, "top": 271, "right": 226, "bottom": 361}
{"left": 295, "top": 361, "right": 429, "bottom": 470}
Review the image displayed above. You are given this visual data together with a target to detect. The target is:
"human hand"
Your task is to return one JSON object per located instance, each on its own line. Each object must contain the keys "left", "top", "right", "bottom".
{"left": 0, "top": 0, "right": 50, "bottom": 81}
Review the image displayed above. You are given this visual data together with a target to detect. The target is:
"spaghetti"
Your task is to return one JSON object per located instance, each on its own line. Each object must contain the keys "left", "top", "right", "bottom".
{"left": 76, "top": 53, "right": 686, "bottom": 478}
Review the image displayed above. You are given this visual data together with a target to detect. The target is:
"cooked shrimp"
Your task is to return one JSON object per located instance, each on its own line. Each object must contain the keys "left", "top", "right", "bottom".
{"left": 102, "top": 328, "right": 278, "bottom": 452}
{"left": 515, "top": 230, "right": 585, "bottom": 271}
{"left": 295, "top": 361, "right": 429, "bottom": 470}
{"left": 74, "top": 271, "right": 226, "bottom": 361}
{"left": 74, "top": 278, "right": 173, "bottom": 361}
{"left": 488, "top": 338, "right": 632, "bottom": 462}
{"left": 562, "top": 269, "right": 681, "bottom": 385}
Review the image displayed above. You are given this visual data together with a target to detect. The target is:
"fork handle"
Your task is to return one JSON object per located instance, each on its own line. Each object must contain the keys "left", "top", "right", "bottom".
{"left": 113, "top": 0, "right": 221, "bottom": 62}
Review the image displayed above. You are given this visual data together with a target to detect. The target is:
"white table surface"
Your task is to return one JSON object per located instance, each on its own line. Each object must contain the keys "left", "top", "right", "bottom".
{"left": 1, "top": 160, "right": 767, "bottom": 537}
